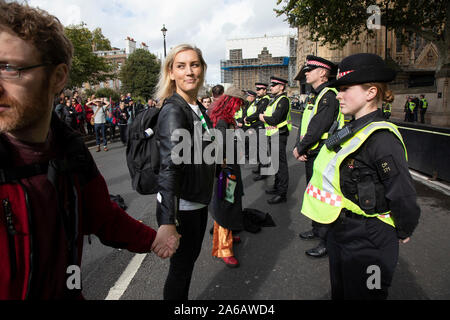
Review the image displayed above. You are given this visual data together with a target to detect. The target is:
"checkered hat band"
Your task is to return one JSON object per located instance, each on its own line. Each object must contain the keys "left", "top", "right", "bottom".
{"left": 337, "top": 70, "right": 354, "bottom": 80}
{"left": 306, "top": 184, "right": 342, "bottom": 207}
{"left": 307, "top": 60, "right": 331, "bottom": 70}
{"left": 271, "top": 79, "right": 286, "bottom": 84}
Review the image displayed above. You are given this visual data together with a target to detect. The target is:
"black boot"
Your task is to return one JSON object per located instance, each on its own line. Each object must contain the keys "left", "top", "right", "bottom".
{"left": 305, "top": 241, "right": 327, "bottom": 258}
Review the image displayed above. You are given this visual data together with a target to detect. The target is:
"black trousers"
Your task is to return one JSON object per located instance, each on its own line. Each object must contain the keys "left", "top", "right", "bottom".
{"left": 272, "top": 134, "right": 289, "bottom": 196}
{"left": 327, "top": 214, "right": 399, "bottom": 300}
{"left": 163, "top": 206, "right": 208, "bottom": 300}
{"left": 420, "top": 109, "right": 427, "bottom": 123}
{"left": 305, "top": 153, "right": 330, "bottom": 240}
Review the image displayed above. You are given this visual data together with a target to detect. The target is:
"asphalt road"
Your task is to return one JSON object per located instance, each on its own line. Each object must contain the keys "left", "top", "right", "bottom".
{"left": 81, "top": 112, "right": 450, "bottom": 301}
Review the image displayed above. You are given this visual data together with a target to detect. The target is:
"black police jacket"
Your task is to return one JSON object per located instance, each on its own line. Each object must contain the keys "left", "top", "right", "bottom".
{"left": 155, "top": 93, "right": 216, "bottom": 226}
{"left": 339, "top": 110, "right": 420, "bottom": 239}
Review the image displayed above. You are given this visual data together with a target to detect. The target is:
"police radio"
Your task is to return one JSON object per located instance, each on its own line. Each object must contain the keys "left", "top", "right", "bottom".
{"left": 325, "top": 126, "right": 353, "bottom": 150}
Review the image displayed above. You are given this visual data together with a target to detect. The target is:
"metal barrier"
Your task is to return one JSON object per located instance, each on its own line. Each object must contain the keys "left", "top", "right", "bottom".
{"left": 392, "top": 121, "right": 450, "bottom": 183}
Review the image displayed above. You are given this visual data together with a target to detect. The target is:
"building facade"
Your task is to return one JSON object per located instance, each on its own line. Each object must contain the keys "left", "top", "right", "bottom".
{"left": 295, "top": 25, "right": 449, "bottom": 127}
{"left": 83, "top": 37, "right": 149, "bottom": 92}
{"left": 221, "top": 35, "right": 298, "bottom": 92}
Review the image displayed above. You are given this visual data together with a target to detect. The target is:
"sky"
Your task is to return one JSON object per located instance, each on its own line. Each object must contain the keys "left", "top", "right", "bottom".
{"left": 26, "top": 0, "right": 297, "bottom": 85}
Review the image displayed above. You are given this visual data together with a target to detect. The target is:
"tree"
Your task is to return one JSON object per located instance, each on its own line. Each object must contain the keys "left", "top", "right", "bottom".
{"left": 119, "top": 49, "right": 161, "bottom": 100}
{"left": 275, "top": 0, "right": 450, "bottom": 74}
{"left": 64, "top": 23, "right": 113, "bottom": 88}
{"left": 96, "top": 87, "right": 120, "bottom": 102}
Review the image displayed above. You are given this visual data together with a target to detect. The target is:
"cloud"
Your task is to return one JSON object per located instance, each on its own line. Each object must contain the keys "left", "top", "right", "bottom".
{"left": 27, "top": 0, "right": 296, "bottom": 84}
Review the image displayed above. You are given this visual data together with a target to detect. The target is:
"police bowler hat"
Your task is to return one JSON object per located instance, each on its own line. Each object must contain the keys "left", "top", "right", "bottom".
{"left": 300, "top": 55, "right": 337, "bottom": 76}
{"left": 332, "top": 53, "right": 396, "bottom": 87}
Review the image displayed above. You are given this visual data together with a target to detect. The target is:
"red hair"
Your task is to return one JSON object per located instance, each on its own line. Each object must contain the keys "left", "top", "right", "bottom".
{"left": 209, "top": 95, "right": 243, "bottom": 128}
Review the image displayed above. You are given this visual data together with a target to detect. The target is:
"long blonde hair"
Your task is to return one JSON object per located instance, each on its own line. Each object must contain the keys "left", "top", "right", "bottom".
{"left": 154, "top": 44, "right": 207, "bottom": 103}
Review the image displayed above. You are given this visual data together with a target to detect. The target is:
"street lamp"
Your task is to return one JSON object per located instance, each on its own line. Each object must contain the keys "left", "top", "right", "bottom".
{"left": 161, "top": 24, "right": 167, "bottom": 58}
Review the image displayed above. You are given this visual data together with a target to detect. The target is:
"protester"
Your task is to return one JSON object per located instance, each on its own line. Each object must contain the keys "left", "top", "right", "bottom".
{"left": 153, "top": 44, "right": 215, "bottom": 300}
{"left": 115, "top": 101, "right": 130, "bottom": 145}
{"left": 201, "top": 96, "right": 212, "bottom": 109}
{"left": 87, "top": 98, "right": 109, "bottom": 152}
{"left": 0, "top": 1, "right": 178, "bottom": 299}
{"left": 208, "top": 86, "right": 246, "bottom": 268}
{"left": 301, "top": 53, "right": 420, "bottom": 299}
{"left": 212, "top": 84, "right": 224, "bottom": 102}
{"left": 63, "top": 98, "right": 77, "bottom": 130}
{"left": 73, "top": 97, "right": 86, "bottom": 134}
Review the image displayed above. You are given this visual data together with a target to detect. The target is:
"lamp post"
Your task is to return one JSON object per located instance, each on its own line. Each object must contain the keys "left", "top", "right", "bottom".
{"left": 161, "top": 24, "right": 167, "bottom": 58}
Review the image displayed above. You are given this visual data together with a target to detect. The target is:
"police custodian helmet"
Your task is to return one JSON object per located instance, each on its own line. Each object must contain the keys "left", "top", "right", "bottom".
{"left": 332, "top": 53, "right": 396, "bottom": 87}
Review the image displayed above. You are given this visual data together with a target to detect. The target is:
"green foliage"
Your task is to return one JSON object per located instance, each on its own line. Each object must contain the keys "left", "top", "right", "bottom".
{"left": 64, "top": 23, "right": 113, "bottom": 88}
{"left": 275, "top": 0, "right": 449, "bottom": 70}
{"left": 96, "top": 87, "right": 121, "bottom": 102}
{"left": 119, "top": 49, "right": 161, "bottom": 100}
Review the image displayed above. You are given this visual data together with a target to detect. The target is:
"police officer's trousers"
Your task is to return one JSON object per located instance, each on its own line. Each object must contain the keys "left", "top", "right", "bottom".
{"left": 270, "top": 133, "right": 289, "bottom": 196}
{"left": 327, "top": 213, "right": 399, "bottom": 300}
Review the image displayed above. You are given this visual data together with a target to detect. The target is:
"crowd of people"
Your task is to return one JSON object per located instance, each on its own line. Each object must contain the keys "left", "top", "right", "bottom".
{"left": 53, "top": 91, "right": 158, "bottom": 151}
{"left": 1, "top": 1, "right": 421, "bottom": 302}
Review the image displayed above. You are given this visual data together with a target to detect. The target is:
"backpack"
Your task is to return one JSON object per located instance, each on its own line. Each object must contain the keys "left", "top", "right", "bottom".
{"left": 125, "top": 94, "right": 195, "bottom": 195}
{"left": 126, "top": 106, "right": 161, "bottom": 194}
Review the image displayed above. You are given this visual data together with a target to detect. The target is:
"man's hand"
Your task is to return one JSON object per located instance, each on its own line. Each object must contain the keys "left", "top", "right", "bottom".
{"left": 151, "top": 224, "right": 181, "bottom": 259}
{"left": 400, "top": 237, "right": 410, "bottom": 244}
{"left": 293, "top": 147, "right": 307, "bottom": 162}
{"left": 259, "top": 114, "right": 266, "bottom": 123}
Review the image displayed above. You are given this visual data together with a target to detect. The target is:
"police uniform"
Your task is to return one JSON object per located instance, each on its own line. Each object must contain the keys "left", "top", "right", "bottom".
{"left": 419, "top": 96, "right": 428, "bottom": 123}
{"left": 295, "top": 55, "right": 343, "bottom": 257}
{"left": 301, "top": 53, "right": 420, "bottom": 299}
{"left": 246, "top": 83, "right": 271, "bottom": 175}
{"left": 258, "top": 77, "right": 291, "bottom": 204}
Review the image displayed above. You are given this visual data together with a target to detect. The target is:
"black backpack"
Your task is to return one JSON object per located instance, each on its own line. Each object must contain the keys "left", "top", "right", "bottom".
{"left": 126, "top": 106, "right": 162, "bottom": 195}
{"left": 126, "top": 94, "right": 196, "bottom": 195}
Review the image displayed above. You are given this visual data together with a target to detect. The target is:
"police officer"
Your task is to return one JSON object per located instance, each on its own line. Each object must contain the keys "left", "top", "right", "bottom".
{"left": 257, "top": 76, "right": 292, "bottom": 204}
{"left": 382, "top": 99, "right": 392, "bottom": 119}
{"left": 419, "top": 94, "right": 428, "bottom": 123}
{"left": 301, "top": 53, "right": 420, "bottom": 299}
{"left": 294, "top": 55, "right": 343, "bottom": 258}
{"left": 245, "top": 83, "right": 271, "bottom": 176}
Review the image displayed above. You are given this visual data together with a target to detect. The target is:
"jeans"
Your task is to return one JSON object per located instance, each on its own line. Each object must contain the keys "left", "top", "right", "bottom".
{"left": 94, "top": 123, "right": 107, "bottom": 147}
{"left": 163, "top": 206, "right": 208, "bottom": 300}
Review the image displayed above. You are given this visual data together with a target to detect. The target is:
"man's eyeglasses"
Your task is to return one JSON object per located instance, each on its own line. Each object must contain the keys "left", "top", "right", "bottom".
{"left": 0, "top": 63, "right": 49, "bottom": 79}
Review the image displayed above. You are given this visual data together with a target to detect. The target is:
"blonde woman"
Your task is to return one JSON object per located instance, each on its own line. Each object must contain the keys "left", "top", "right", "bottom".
{"left": 151, "top": 44, "right": 216, "bottom": 300}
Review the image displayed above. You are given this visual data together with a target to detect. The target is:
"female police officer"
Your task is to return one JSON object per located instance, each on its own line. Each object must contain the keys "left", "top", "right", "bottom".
{"left": 301, "top": 53, "right": 420, "bottom": 300}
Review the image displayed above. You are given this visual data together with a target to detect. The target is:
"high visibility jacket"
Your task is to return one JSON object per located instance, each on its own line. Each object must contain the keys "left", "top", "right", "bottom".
{"left": 245, "top": 101, "right": 257, "bottom": 127}
{"left": 234, "top": 108, "right": 243, "bottom": 121}
{"left": 263, "top": 94, "right": 292, "bottom": 136}
{"left": 408, "top": 102, "right": 416, "bottom": 112}
{"left": 301, "top": 121, "right": 407, "bottom": 228}
{"left": 420, "top": 99, "right": 428, "bottom": 109}
{"left": 300, "top": 87, "right": 344, "bottom": 151}
{"left": 383, "top": 103, "right": 392, "bottom": 113}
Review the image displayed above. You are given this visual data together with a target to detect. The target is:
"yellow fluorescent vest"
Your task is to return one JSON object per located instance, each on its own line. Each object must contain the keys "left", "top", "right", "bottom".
{"left": 300, "top": 87, "right": 344, "bottom": 151}
{"left": 245, "top": 101, "right": 257, "bottom": 127}
{"left": 421, "top": 99, "right": 428, "bottom": 109}
{"left": 301, "top": 121, "right": 408, "bottom": 228}
{"left": 408, "top": 102, "right": 416, "bottom": 112}
{"left": 263, "top": 94, "right": 292, "bottom": 136}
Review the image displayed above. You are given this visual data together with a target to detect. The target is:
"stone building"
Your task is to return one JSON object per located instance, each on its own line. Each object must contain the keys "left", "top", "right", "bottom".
{"left": 82, "top": 37, "right": 149, "bottom": 93}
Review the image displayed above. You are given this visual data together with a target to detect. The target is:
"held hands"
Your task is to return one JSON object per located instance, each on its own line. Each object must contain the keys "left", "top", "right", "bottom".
{"left": 151, "top": 224, "right": 181, "bottom": 259}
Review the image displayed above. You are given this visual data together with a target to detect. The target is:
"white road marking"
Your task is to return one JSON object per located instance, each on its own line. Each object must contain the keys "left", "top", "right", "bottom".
{"left": 105, "top": 253, "right": 147, "bottom": 300}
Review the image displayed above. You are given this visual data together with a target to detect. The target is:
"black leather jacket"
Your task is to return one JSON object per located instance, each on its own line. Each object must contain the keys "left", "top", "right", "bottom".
{"left": 155, "top": 93, "right": 216, "bottom": 226}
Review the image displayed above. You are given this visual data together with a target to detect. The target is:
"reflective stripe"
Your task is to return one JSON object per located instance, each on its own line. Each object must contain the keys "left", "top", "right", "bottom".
{"left": 322, "top": 121, "right": 404, "bottom": 194}
{"left": 306, "top": 183, "right": 342, "bottom": 207}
